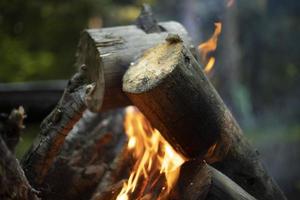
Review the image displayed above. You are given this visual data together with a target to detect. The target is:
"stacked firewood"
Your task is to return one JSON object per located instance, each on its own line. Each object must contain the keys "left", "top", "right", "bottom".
{"left": 0, "top": 5, "right": 286, "bottom": 200}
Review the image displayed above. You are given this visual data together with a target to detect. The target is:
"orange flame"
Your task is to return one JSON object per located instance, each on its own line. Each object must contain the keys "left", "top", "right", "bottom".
{"left": 116, "top": 106, "right": 185, "bottom": 200}
{"left": 198, "top": 22, "right": 222, "bottom": 74}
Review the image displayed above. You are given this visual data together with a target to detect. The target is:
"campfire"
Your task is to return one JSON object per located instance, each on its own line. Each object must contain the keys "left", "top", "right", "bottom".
{"left": 1, "top": 4, "right": 286, "bottom": 200}
{"left": 116, "top": 107, "right": 185, "bottom": 200}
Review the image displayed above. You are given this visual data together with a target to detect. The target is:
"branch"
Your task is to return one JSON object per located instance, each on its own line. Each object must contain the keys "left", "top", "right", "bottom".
{"left": 21, "top": 66, "right": 91, "bottom": 188}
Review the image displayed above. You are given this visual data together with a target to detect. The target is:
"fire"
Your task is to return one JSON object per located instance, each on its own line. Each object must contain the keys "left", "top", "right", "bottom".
{"left": 198, "top": 22, "right": 222, "bottom": 74}
{"left": 116, "top": 106, "right": 185, "bottom": 200}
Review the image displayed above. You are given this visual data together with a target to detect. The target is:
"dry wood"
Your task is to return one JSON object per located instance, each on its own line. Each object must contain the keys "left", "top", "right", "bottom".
{"left": 123, "top": 35, "right": 286, "bottom": 200}
{"left": 171, "top": 160, "right": 256, "bottom": 200}
{"left": 77, "top": 13, "right": 198, "bottom": 112}
{"left": 21, "top": 67, "right": 90, "bottom": 188}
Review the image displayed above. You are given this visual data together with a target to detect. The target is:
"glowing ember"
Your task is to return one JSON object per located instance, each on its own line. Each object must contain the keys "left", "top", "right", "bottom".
{"left": 198, "top": 22, "right": 222, "bottom": 74}
{"left": 116, "top": 106, "right": 185, "bottom": 200}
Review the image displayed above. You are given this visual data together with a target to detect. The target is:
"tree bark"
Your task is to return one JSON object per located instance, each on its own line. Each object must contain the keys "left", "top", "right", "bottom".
{"left": 171, "top": 160, "right": 256, "bottom": 200}
{"left": 123, "top": 36, "right": 286, "bottom": 200}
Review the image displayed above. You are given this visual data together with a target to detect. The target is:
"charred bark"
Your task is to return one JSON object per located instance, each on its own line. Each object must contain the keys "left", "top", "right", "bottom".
{"left": 21, "top": 67, "right": 90, "bottom": 188}
{"left": 38, "top": 109, "right": 128, "bottom": 200}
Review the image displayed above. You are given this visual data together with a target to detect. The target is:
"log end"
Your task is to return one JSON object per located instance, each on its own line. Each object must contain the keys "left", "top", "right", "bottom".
{"left": 76, "top": 31, "right": 105, "bottom": 112}
{"left": 123, "top": 36, "right": 183, "bottom": 94}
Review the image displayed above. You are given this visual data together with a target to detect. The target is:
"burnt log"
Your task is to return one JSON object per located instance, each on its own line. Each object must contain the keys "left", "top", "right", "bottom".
{"left": 76, "top": 11, "right": 198, "bottom": 112}
{"left": 21, "top": 67, "right": 90, "bottom": 188}
{"left": 122, "top": 35, "right": 286, "bottom": 200}
{"left": 0, "top": 80, "right": 66, "bottom": 122}
{"left": 171, "top": 160, "right": 256, "bottom": 200}
{"left": 40, "top": 109, "right": 129, "bottom": 200}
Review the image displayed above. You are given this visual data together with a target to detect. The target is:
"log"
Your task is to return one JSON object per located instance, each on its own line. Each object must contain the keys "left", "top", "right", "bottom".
{"left": 76, "top": 7, "right": 198, "bottom": 112}
{"left": 123, "top": 35, "right": 286, "bottom": 199}
{"left": 0, "top": 80, "right": 66, "bottom": 122}
{"left": 21, "top": 67, "right": 90, "bottom": 188}
{"left": 123, "top": 34, "right": 218, "bottom": 158}
{"left": 171, "top": 160, "right": 256, "bottom": 200}
{"left": 40, "top": 109, "right": 128, "bottom": 200}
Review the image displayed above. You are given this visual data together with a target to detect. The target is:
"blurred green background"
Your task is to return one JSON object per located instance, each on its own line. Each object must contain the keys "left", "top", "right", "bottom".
{"left": 0, "top": 0, "right": 299, "bottom": 199}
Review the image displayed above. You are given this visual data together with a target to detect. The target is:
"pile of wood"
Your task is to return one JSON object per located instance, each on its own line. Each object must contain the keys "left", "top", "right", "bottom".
{"left": 0, "top": 5, "right": 286, "bottom": 200}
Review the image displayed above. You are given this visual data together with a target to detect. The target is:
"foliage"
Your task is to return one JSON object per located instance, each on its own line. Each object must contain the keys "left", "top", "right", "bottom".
{"left": 0, "top": 0, "right": 159, "bottom": 82}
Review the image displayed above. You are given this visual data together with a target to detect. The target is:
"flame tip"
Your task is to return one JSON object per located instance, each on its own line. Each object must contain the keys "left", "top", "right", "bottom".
{"left": 116, "top": 107, "right": 185, "bottom": 199}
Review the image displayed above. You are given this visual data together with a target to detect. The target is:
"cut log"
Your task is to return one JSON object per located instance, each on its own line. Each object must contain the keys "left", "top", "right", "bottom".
{"left": 123, "top": 34, "right": 218, "bottom": 158}
{"left": 77, "top": 17, "right": 198, "bottom": 112}
{"left": 123, "top": 35, "right": 286, "bottom": 200}
{"left": 171, "top": 160, "right": 256, "bottom": 200}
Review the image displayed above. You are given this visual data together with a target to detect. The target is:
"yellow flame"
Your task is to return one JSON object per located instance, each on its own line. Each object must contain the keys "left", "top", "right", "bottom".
{"left": 116, "top": 106, "right": 185, "bottom": 199}
{"left": 198, "top": 22, "right": 222, "bottom": 74}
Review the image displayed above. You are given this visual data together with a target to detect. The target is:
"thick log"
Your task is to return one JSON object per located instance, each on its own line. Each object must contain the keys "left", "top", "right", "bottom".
{"left": 77, "top": 17, "right": 198, "bottom": 112}
{"left": 171, "top": 160, "right": 256, "bottom": 200}
{"left": 21, "top": 67, "right": 90, "bottom": 188}
{"left": 0, "top": 80, "right": 66, "bottom": 122}
{"left": 123, "top": 35, "right": 286, "bottom": 199}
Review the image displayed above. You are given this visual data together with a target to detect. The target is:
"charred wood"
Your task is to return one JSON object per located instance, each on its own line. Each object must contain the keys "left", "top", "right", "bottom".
{"left": 21, "top": 67, "right": 90, "bottom": 188}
